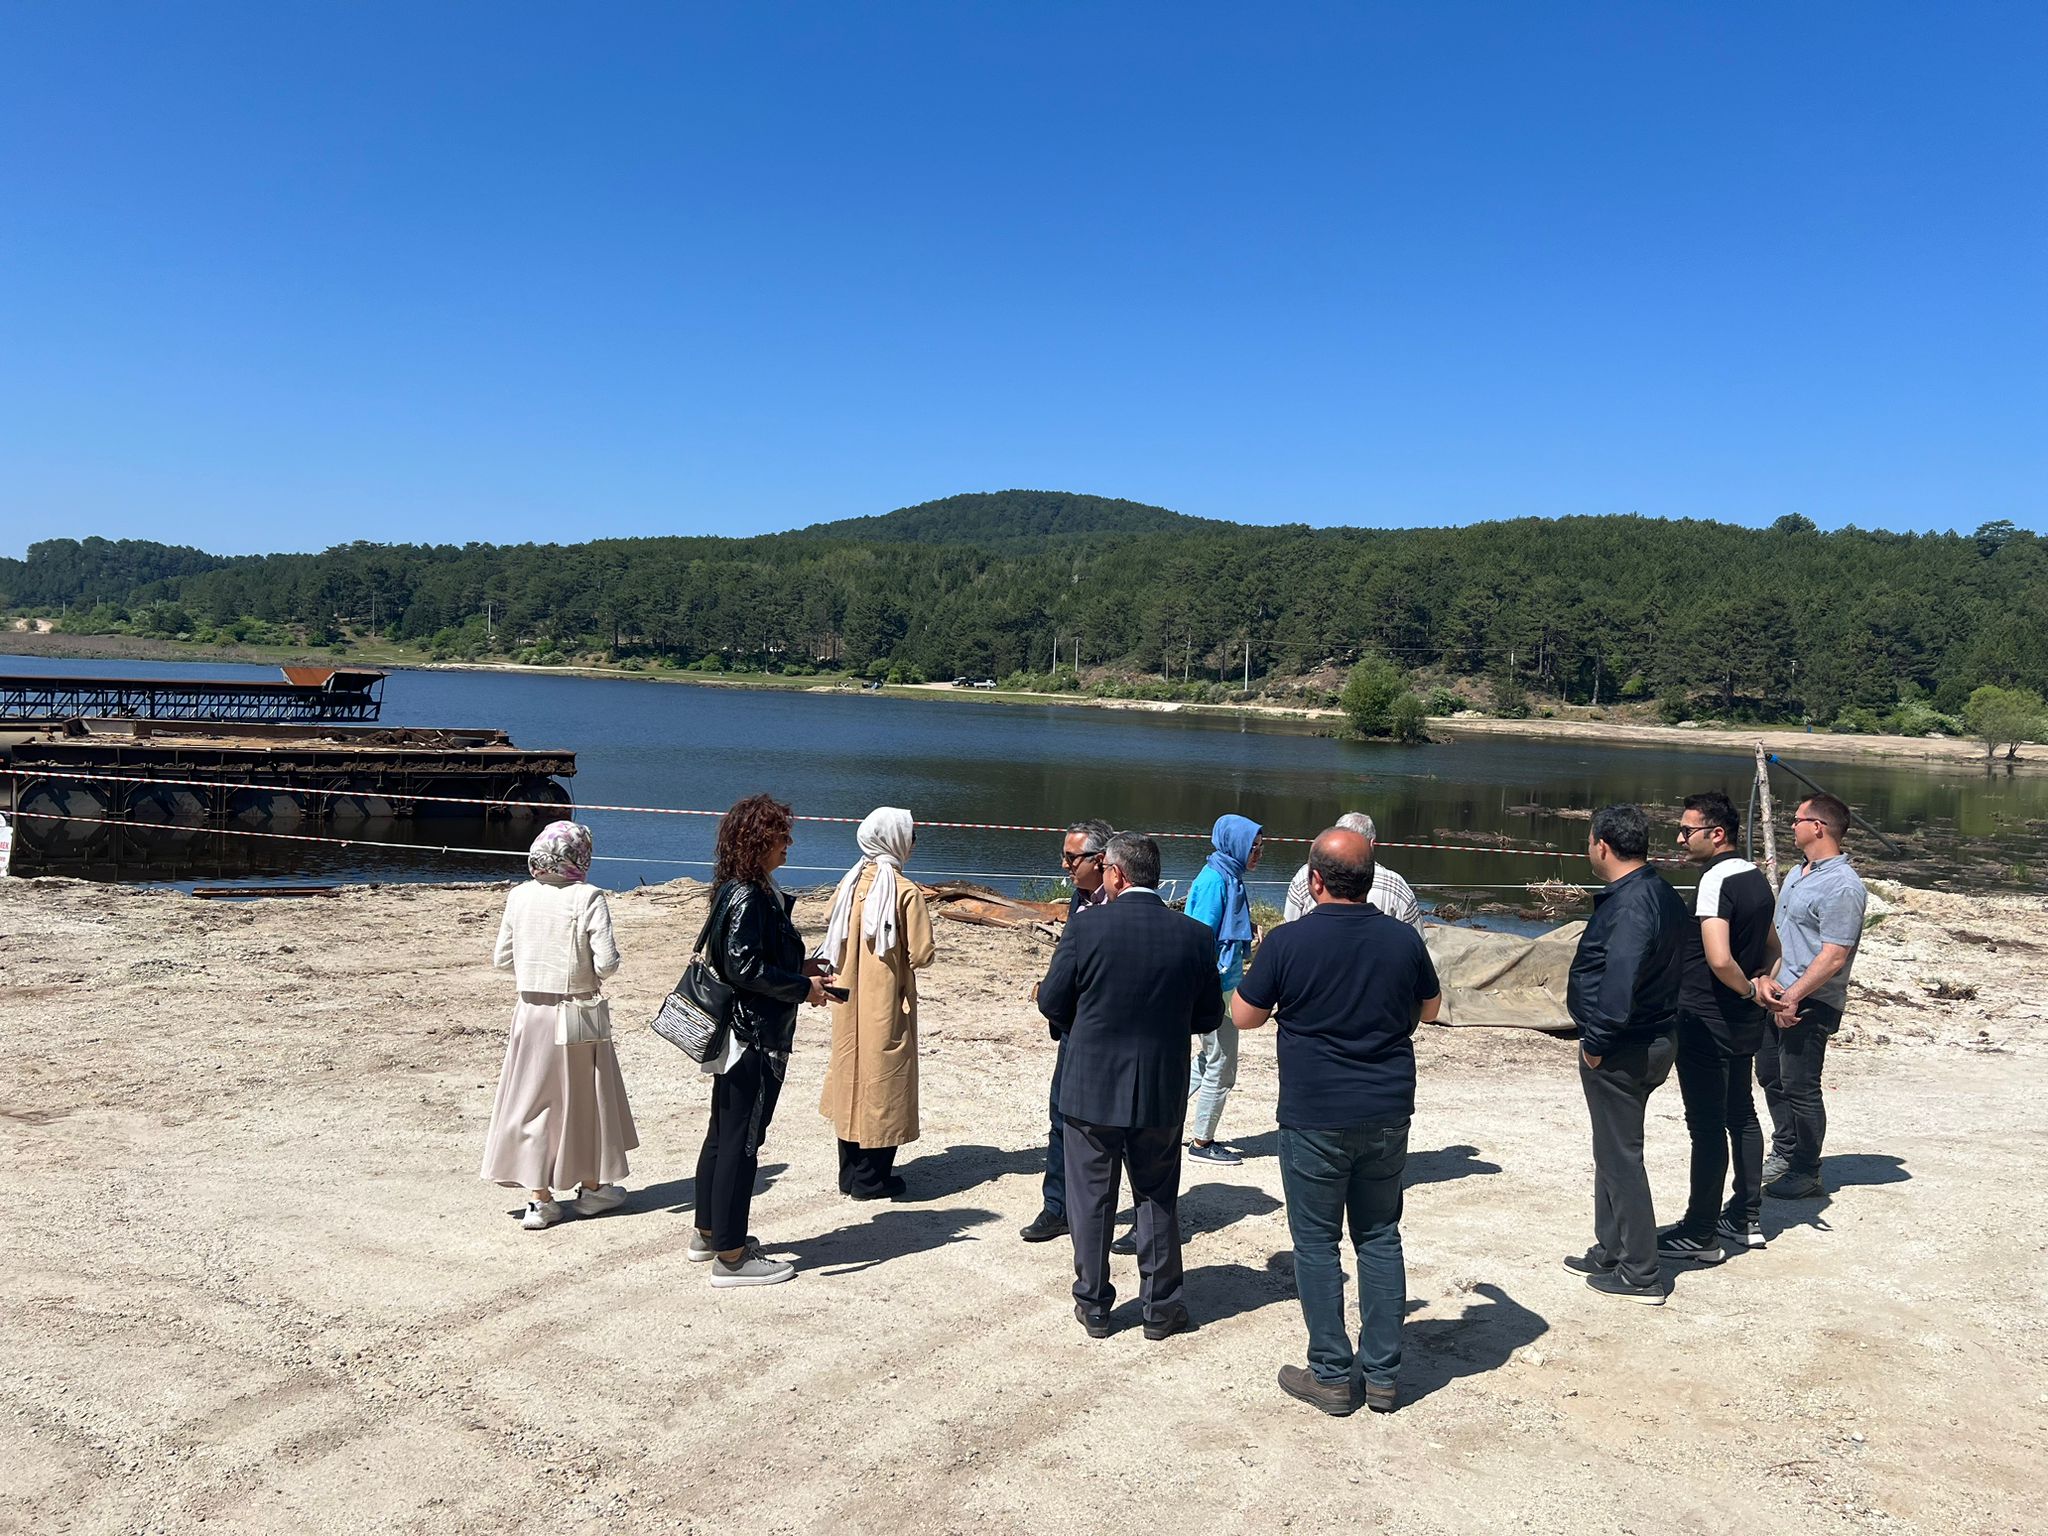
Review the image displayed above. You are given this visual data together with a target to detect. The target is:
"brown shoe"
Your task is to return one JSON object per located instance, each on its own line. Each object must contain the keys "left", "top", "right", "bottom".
{"left": 1362, "top": 1380, "right": 1397, "bottom": 1414}
{"left": 1278, "top": 1364, "right": 1359, "bottom": 1416}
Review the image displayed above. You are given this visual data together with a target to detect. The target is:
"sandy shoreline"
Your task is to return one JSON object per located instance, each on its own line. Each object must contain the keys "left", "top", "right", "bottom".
{"left": 3, "top": 874, "right": 2045, "bottom": 1534}
{"left": 2, "top": 633, "right": 2028, "bottom": 770}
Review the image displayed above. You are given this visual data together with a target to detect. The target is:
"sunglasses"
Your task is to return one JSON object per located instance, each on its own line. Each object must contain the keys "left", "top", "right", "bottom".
{"left": 1061, "top": 849, "right": 1102, "bottom": 867}
{"left": 1675, "top": 824, "right": 1715, "bottom": 841}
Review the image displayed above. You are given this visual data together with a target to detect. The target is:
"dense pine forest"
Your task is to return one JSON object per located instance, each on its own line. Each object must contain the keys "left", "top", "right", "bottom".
{"left": 5, "top": 492, "right": 2045, "bottom": 728}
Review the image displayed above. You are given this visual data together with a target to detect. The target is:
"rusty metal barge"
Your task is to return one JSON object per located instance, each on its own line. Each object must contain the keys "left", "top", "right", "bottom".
{"left": 1, "top": 667, "right": 575, "bottom": 859}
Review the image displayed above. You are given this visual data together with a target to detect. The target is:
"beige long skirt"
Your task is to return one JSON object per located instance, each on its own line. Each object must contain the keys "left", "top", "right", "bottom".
{"left": 479, "top": 993, "right": 639, "bottom": 1191}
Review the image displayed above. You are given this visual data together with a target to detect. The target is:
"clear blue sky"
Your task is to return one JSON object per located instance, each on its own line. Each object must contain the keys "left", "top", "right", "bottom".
{"left": 3, "top": 2, "right": 2043, "bottom": 558}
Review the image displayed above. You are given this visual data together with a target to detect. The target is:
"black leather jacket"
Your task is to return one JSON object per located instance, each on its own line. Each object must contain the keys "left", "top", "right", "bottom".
{"left": 1567, "top": 865, "right": 1688, "bottom": 1056}
{"left": 713, "top": 879, "right": 811, "bottom": 1054}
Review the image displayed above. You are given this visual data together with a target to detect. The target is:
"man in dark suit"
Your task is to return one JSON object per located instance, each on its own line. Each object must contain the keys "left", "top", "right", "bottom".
{"left": 1021, "top": 818, "right": 1117, "bottom": 1244}
{"left": 1037, "top": 832, "right": 1224, "bottom": 1340}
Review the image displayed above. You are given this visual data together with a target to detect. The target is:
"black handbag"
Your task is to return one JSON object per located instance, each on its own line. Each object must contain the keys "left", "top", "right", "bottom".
{"left": 651, "top": 883, "right": 739, "bottom": 1063}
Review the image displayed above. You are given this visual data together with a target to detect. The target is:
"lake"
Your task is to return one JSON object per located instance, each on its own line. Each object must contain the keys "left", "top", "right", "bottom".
{"left": 3, "top": 653, "right": 2043, "bottom": 910}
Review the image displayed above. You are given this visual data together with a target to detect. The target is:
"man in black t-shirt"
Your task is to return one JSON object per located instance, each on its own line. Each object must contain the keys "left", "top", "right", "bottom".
{"left": 1658, "top": 791, "right": 1779, "bottom": 1266}
{"left": 1234, "top": 827, "right": 1441, "bottom": 1417}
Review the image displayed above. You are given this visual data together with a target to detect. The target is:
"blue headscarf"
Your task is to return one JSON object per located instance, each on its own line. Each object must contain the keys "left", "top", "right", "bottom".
{"left": 1203, "top": 813, "right": 1261, "bottom": 945}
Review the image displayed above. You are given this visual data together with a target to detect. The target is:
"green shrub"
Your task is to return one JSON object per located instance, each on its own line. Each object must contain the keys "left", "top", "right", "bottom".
{"left": 1341, "top": 658, "right": 1406, "bottom": 735}
{"left": 1832, "top": 706, "right": 1882, "bottom": 734}
{"left": 1427, "top": 687, "right": 1461, "bottom": 716}
{"left": 1391, "top": 693, "right": 1430, "bottom": 742}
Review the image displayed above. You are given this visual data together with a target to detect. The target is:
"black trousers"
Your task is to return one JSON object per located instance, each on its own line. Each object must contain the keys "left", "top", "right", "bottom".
{"left": 694, "top": 1048, "right": 784, "bottom": 1252}
{"left": 1042, "top": 1043, "right": 1067, "bottom": 1219}
{"left": 1578, "top": 1033, "right": 1676, "bottom": 1288}
{"left": 837, "top": 1139, "right": 899, "bottom": 1196}
{"left": 1064, "top": 1116, "right": 1185, "bottom": 1322}
{"left": 1674, "top": 1015, "right": 1763, "bottom": 1230}
{"left": 1757, "top": 1000, "right": 1838, "bottom": 1177}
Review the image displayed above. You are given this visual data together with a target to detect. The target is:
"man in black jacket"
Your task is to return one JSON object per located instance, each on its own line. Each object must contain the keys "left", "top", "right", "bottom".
{"left": 1021, "top": 818, "right": 1117, "bottom": 1244}
{"left": 1566, "top": 804, "right": 1688, "bottom": 1304}
{"left": 1037, "top": 832, "right": 1223, "bottom": 1339}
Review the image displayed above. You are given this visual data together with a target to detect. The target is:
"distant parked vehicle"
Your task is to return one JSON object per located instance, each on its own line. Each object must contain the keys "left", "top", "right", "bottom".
{"left": 952, "top": 677, "right": 970, "bottom": 687}
{"left": 972, "top": 679, "right": 998, "bottom": 690}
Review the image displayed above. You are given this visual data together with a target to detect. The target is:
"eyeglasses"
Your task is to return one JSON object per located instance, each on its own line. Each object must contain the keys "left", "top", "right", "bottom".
{"left": 1060, "top": 850, "right": 1102, "bottom": 867}
{"left": 1675, "top": 824, "right": 1714, "bottom": 841}
{"left": 1793, "top": 815, "right": 1823, "bottom": 826}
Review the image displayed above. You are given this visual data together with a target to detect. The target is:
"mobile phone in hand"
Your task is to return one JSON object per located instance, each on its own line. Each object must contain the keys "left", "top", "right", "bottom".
{"left": 822, "top": 984, "right": 850, "bottom": 1002}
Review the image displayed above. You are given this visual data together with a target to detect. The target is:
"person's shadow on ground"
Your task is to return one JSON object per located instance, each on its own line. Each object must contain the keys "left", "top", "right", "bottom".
{"left": 778, "top": 1206, "right": 999, "bottom": 1277}
{"left": 1179, "top": 1180, "right": 1282, "bottom": 1239}
{"left": 623, "top": 1161, "right": 789, "bottom": 1221}
{"left": 1173, "top": 1250, "right": 1298, "bottom": 1329}
{"left": 1758, "top": 1152, "right": 1908, "bottom": 1241}
{"left": 1231, "top": 1133, "right": 1503, "bottom": 1189}
{"left": 893, "top": 1143, "right": 1052, "bottom": 1203}
{"left": 1400, "top": 1282, "right": 1549, "bottom": 1405}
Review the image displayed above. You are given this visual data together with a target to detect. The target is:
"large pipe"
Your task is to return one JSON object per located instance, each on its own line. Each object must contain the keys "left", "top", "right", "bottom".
{"left": 1764, "top": 754, "right": 1905, "bottom": 856}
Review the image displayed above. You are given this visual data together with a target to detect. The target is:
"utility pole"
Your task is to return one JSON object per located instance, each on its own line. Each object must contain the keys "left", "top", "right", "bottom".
{"left": 1244, "top": 633, "right": 1251, "bottom": 696}
{"left": 486, "top": 599, "right": 495, "bottom": 643}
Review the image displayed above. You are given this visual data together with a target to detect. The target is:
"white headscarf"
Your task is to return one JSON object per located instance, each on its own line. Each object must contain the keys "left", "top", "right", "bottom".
{"left": 817, "top": 807, "right": 914, "bottom": 970}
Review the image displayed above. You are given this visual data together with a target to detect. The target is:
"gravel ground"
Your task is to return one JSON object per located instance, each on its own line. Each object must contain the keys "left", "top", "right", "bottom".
{"left": 2, "top": 875, "right": 2044, "bottom": 1535}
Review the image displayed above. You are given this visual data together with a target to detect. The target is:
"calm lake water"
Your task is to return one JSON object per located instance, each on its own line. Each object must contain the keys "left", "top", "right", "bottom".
{"left": 4, "top": 654, "right": 2044, "bottom": 909}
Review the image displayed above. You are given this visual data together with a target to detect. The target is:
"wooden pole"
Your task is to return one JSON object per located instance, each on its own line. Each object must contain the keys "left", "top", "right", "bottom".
{"left": 1754, "top": 741, "right": 1779, "bottom": 888}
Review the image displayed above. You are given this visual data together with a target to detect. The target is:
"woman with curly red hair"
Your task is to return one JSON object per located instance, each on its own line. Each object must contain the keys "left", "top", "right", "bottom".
{"left": 690, "top": 793, "right": 833, "bottom": 1287}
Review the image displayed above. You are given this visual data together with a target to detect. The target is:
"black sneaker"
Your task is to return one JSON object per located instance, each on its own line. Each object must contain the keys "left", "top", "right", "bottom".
{"left": 1584, "top": 1269, "right": 1666, "bottom": 1306}
{"left": 1074, "top": 1301, "right": 1112, "bottom": 1339}
{"left": 1761, "top": 1152, "right": 1792, "bottom": 1184}
{"left": 1561, "top": 1247, "right": 1616, "bottom": 1277}
{"left": 849, "top": 1176, "right": 909, "bottom": 1202}
{"left": 1142, "top": 1305, "right": 1192, "bottom": 1342}
{"left": 1716, "top": 1214, "right": 1765, "bottom": 1250}
{"left": 1019, "top": 1210, "right": 1069, "bottom": 1243}
{"left": 1656, "top": 1227, "right": 1726, "bottom": 1266}
{"left": 1764, "top": 1171, "right": 1825, "bottom": 1200}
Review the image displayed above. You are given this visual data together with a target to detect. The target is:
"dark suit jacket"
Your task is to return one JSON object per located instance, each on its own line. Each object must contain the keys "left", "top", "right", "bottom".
{"left": 1037, "top": 890, "right": 1224, "bottom": 1128}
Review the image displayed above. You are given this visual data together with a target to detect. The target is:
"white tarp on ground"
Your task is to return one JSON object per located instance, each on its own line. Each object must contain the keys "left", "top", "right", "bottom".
{"left": 1424, "top": 920, "right": 1584, "bottom": 1032}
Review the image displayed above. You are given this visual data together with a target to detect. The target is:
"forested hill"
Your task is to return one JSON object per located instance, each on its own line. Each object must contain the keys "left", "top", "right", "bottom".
{"left": 789, "top": 490, "right": 1230, "bottom": 546}
{"left": 4, "top": 495, "right": 2044, "bottom": 725}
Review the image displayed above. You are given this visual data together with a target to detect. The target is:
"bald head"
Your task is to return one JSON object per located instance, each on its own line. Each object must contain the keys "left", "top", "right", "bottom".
{"left": 1308, "top": 827, "right": 1377, "bottom": 904}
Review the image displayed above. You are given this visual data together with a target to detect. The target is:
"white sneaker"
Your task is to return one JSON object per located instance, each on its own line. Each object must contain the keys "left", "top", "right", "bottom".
{"left": 709, "top": 1247, "right": 795, "bottom": 1288}
{"left": 687, "top": 1229, "right": 760, "bottom": 1263}
{"left": 571, "top": 1184, "right": 626, "bottom": 1216}
{"left": 521, "top": 1198, "right": 563, "bottom": 1231}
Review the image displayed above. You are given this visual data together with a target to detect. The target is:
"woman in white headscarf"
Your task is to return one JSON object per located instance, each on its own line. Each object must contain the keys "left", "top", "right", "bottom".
{"left": 816, "top": 807, "right": 937, "bottom": 1199}
{"left": 481, "top": 820, "right": 637, "bottom": 1231}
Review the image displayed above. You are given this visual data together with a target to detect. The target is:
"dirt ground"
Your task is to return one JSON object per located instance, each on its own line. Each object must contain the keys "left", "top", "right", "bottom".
{"left": 2, "top": 875, "right": 2045, "bottom": 1536}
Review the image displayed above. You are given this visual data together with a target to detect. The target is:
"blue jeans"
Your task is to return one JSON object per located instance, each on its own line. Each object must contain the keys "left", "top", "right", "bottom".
{"left": 1277, "top": 1119, "right": 1409, "bottom": 1389}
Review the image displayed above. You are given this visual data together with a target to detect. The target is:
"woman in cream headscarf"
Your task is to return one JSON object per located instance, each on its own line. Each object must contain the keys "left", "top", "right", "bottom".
{"left": 481, "top": 820, "right": 638, "bottom": 1230}
{"left": 817, "top": 808, "right": 937, "bottom": 1199}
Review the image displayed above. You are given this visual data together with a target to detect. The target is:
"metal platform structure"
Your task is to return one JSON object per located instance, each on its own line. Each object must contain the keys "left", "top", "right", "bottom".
{"left": 0, "top": 666, "right": 387, "bottom": 724}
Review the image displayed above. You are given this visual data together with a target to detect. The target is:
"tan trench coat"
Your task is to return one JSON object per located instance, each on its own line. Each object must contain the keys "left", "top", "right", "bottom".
{"left": 819, "top": 868, "right": 937, "bottom": 1147}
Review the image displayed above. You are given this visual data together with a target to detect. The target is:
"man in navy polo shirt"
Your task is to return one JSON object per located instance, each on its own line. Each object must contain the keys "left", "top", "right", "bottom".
{"left": 1234, "top": 826, "right": 1441, "bottom": 1417}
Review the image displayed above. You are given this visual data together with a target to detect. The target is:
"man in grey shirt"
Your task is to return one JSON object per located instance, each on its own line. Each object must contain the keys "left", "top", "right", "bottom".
{"left": 1755, "top": 791, "right": 1868, "bottom": 1200}
{"left": 1282, "top": 811, "right": 1424, "bottom": 934}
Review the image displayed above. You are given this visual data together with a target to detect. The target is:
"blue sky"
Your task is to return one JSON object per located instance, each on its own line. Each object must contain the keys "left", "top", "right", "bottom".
{"left": 2, "top": 2, "right": 2043, "bottom": 558}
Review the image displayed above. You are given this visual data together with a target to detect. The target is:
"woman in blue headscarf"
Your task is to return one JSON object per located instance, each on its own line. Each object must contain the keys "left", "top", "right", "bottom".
{"left": 1183, "top": 813, "right": 1262, "bottom": 1163}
